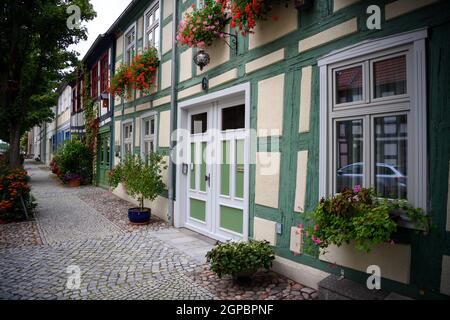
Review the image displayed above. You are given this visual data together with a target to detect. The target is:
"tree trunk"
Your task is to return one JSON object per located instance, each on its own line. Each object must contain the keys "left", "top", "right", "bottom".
{"left": 140, "top": 197, "right": 144, "bottom": 212}
{"left": 9, "top": 123, "right": 22, "bottom": 169}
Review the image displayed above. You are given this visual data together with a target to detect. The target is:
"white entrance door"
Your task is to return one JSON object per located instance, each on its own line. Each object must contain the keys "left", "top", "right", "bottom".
{"left": 185, "top": 98, "right": 248, "bottom": 242}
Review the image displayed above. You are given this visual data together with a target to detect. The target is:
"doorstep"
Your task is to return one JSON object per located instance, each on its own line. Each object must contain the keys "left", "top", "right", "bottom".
{"left": 151, "top": 228, "right": 216, "bottom": 264}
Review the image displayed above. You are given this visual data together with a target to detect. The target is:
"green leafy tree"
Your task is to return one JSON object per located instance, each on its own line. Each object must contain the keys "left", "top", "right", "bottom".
{"left": 0, "top": 0, "right": 96, "bottom": 168}
{"left": 109, "top": 154, "right": 167, "bottom": 211}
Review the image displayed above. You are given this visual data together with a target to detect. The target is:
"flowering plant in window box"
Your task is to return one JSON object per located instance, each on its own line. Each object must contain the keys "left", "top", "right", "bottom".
{"left": 224, "top": 0, "right": 290, "bottom": 36}
{"left": 302, "top": 186, "right": 430, "bottom": 254}
{"left": 129, "top": 46, "right": 159, "bottom": 95}
{"left": 109, "top": 47, "right": 159, "bottom": 98}
{"left": 176, "top": 0, "right": 228, "bottom": 48}
{"left": 109, "top": 63, "right": 132, "bottom": 98}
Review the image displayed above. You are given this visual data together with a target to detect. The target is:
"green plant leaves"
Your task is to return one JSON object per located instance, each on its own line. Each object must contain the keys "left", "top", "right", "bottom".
{"left": 304, "top": 188, "right": 429, "bottom": 254}
{"left": 206, "top": 240, "right": 275, "bottom": 278}
{"left": 108, "top": 153, "right": 166, "bottom": 211}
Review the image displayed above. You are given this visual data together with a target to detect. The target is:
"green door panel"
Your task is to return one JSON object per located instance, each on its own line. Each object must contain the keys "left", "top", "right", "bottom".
{"left": 235, "top": 139, "right": 245, "bottom": 199}
{"left": 220, "top": 205, "right": 243, "bottom": 234}
{"left": 200, "top": 142, "right": 207, "bottom": 192}
{"left": 221, "top": 140, "right": 230, "bottom": 196}
{"left": 190, "top": 198, "right": 206, "bottom": 222}
{"left": 97, "top": 131, "right": 110, "bottom": 189}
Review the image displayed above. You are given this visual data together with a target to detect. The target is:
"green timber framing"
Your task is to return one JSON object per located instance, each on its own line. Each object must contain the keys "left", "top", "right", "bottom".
{"left": 98, "top": 0, "right": 450, "bottom": 299}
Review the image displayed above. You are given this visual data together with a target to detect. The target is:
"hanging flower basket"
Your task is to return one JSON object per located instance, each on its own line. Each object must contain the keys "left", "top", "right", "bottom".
{"left": 176, "top": 0, "right": 228, "bottom": 48}
{"left": 109, "top": 47, "right": 159, "bottom": 98}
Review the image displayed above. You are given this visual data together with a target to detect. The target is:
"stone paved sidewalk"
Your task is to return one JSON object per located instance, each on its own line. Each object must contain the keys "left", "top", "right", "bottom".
{"left": 0, "top": 232, "right": 214, "bottom": 300}
{"left": 27, "top": 163, "right": 123, "bottom": 244}
{"left": 0, "top": 161, "right": 317, "bottom": 300}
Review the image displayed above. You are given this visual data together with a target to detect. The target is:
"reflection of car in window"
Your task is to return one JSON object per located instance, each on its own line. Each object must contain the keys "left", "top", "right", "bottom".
{"left": 337, "top": 162, "right": 407, "bottom": 199}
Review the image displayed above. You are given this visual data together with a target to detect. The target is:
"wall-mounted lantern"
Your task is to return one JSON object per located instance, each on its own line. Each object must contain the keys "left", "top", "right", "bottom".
{"left": 294, "top": 0, "right": 314, "bottom": 10}
{"left": 193, "top": 50, "right": 211, "bottom": 71}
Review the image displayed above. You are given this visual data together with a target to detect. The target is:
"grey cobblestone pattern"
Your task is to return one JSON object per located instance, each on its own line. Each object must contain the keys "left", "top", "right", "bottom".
{"left": 0, "top": 231, "right": 215, "bottom": 300}
{"left": 0, "top": 162, "right": 216, "bottom": 300}
{"left": 27, "top": 164, "right": 123, "bottom": 244}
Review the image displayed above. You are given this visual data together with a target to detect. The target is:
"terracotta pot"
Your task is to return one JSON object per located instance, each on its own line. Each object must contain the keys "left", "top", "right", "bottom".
{"left": 68, "top": 178, "right": 81, "bottom": 188}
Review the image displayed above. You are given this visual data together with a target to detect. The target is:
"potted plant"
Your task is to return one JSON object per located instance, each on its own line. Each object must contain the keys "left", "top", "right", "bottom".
{"left": 109, "top": 153, "right": 166, "bottom": 225}
{"left": 64, "top": 172, "right": 82, "bottom": 188}
{"left": 206, "top": 240, "right": 275, "bottom": 284}
{"left": 302, "top": 186, "right": 430, "bottom": 255}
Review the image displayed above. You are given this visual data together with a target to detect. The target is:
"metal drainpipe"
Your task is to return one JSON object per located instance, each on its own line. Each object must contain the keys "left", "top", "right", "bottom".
{"left": 168, "top": 0, "right": 179, "bottom": 226}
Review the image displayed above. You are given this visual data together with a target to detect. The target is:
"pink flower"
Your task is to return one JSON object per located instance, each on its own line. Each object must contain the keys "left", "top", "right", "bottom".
{"left": 353, "top": 185, "right": 362, "bottom": 193}
{"left": 314, "top": 224, "right": 319, "bottom": 232}
{"left": 315, "top": 237, "right": 322, "bottom": 245}
{"left": 305, "top": 231, "right": 309, "bottom": 238}
{"left": 197, "top": 41, "right": 205, "bottom": 49}
{"left": 299, "top": 224, "right": 304, "bottom": 229}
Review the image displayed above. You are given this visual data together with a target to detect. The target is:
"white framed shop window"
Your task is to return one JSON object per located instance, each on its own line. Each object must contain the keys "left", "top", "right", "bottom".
{"left": 318, "top": 29, "right": 428, "bottom": 210}
{"left": 141, "top": 112, "right": 158, "bottom": 157}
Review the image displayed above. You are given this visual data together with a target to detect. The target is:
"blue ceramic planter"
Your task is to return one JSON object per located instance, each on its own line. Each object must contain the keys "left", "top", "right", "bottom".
{"left": 128, "top": 208, "right": 151, "bottom": 224}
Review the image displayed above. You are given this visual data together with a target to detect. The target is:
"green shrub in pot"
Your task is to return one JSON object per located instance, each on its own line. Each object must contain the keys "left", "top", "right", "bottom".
{"left": 206, "top": 240, "right": 275, "bottom": 280}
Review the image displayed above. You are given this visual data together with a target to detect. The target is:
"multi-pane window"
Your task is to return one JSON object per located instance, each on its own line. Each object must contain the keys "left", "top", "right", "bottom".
{"left": 100, "top": 54, "right": 109, "bottom": 109}
{"left": 125, "top": 27, "right": 136, "bottom": 66}
{"left": 328, "top": 49, "right": 412, "bottom": 201}
{"left": 123, "top": 123, "right": 133, "bottom": 156}
{"left": 144, "top": 3, "right": 160, "bottom": 51}
{"left": 142, "top": 116, "right": 156, "bottom": 157}
{"left": 100, "top": 54, "right": 109, "bottom": 94}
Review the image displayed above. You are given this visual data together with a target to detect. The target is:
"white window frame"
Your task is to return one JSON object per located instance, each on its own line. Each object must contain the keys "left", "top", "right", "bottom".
{"left": 141, "top": 111, "right": 158, "bottom": 157}
{"left": 144, "top": 1, "right": 161, "bottom": 53}
{"left": 124, "top": 23, "right": 137, "bottom": 66}
{"left": 122, "top": 120, "right": 134, "bottom": 158}
{"left": 318, "top": 29, "right": 428, "bottom": 211}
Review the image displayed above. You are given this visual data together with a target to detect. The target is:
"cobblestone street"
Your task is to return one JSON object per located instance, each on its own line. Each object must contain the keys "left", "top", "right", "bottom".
{"left": 0, "top": 162, "right": 215, "bottom": 300}
{"left": 0, "top": 162, "right": 317, "bottom": 300}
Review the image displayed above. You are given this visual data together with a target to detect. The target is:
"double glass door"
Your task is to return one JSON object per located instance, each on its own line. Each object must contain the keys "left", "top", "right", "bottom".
{"left": 186, "top": 100, "right": 248, "bottom": 241}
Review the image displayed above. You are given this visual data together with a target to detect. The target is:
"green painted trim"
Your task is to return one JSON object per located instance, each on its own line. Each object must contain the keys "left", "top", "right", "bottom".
{"left": 221, "top": 141, "right": 230, "bottom": 196}
{"left": 200, "top": 142, "right": 207, "bottom": 192}
{"left": 220, "top": 206, "right": 244, "bottom": 234}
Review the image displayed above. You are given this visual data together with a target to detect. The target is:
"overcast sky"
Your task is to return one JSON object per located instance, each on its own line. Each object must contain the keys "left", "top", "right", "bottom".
{"left": 70, "top": 0, "right": 132, "bottom": 59}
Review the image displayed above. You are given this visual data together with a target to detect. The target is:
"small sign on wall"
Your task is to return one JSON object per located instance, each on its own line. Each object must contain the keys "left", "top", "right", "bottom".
{"left": 290, "top": 226, "right": 303, "bottom": 255}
